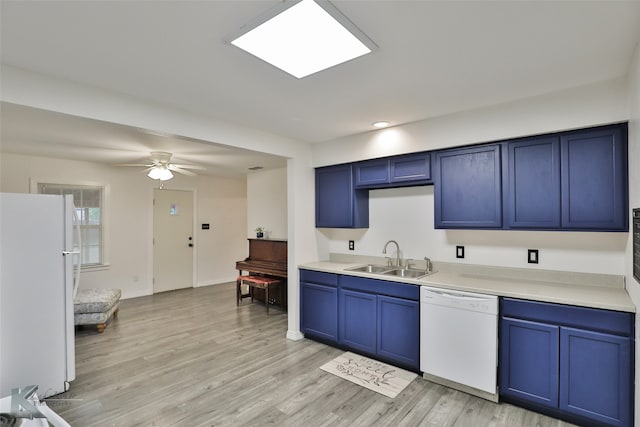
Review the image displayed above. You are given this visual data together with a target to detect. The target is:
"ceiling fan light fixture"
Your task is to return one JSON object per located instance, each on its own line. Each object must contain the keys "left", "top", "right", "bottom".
{"left": 147, "top": 166, "right": 174, "bottom": 181}
{"left": 230, "top": 0, "right": 375, "bottom": 78}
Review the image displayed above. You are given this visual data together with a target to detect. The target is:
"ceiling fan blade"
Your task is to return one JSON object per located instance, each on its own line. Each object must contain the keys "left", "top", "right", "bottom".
{"left": 169, "top": 165, "right": 197, "bottom": 176}
{"left": 171, "top": 163, "right": 207, "bottom": 170}
{"left": 114, "top": 163, "right": 154, "bottom": 167}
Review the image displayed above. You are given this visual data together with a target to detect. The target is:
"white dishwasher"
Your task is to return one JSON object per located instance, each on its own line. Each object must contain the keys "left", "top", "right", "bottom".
{"left": 420, "top": 285, "right": 498, "bottom": 400}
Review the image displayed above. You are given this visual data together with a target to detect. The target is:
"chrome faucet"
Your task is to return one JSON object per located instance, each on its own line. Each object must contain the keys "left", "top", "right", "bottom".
{"left": 382, "top": 240, "right": 401, "bottom": 267}
{"left": 424, "top": 257, "right": 432, "bottom": 274}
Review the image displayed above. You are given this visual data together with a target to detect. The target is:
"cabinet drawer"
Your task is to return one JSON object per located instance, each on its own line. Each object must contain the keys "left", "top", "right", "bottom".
{"left": 300, "top": 269, "right": 338, "bottom": 287}
{"left": 501, "top": 298, "right": 633, "bottom": 336}
{"left": 339, "top": 275, "right": 419, "bottom": 300}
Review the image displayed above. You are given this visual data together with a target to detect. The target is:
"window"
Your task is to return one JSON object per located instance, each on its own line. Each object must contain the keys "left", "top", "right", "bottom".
{"left": 38, "top": 183, "right": 105, "bottom": 267}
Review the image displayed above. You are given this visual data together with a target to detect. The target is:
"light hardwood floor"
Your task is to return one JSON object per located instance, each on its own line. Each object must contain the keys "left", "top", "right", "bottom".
{"left": 50, "top": 283, "right": 576, "bottom": 426}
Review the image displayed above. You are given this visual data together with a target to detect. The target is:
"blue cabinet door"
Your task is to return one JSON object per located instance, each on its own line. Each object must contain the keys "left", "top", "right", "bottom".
{"left": 434, "top": 144, "right": 503, "bottom": 228}
{"left": 315, "top": 164, "right": 369, "bottom": 228}
{"left": 355, "top": 153, "right": 431, "bottom": 188}
{"left": 339, "top": 289, "right": 377, "bottom": 355}
{"left": 506, "top": 136, "right": 561, "bottom": 229}
{"left": 390, "top": 153, "right": 431, "bottom": 185}
{"left": 300, "top": 282, "right": 338, "bottom": 343}
{"left": 354, "top": 158, "right": 390, "bottom": 188}
{"left": 560, "top": 126, "right": 627, "bottom": 230}
{"left": 560, "top": 327, "right": 632, "bottom": 427}
{"left": 377, "top": 295, "right": 420, "bottom": 370}
{"left": 499, "top": 317, "right": 560, "bottom": 408}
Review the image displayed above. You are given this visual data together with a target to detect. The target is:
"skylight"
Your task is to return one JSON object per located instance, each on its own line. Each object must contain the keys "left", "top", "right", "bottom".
{"left": 230, "top": 0, "right": 374, "bottom": 79}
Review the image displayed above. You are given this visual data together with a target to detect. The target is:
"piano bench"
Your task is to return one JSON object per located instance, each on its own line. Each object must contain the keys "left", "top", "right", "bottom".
{"left": 237, "top": 275, "right": 283, "bottom": 314}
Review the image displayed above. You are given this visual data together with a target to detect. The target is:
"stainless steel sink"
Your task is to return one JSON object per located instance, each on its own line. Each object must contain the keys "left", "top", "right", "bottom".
{"left": 383, "top": 268, "right": 429, "bottom": 279}
{"left": 346, "top": 264, "right": 436, "bottom": 280}
{"left": 346, "top": 264, "right": 393, "bottom": 274}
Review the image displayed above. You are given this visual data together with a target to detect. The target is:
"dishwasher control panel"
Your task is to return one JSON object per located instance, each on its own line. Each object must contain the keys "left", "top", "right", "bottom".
{"left": 420, "top": 285, "right": 498, "bottom": 314}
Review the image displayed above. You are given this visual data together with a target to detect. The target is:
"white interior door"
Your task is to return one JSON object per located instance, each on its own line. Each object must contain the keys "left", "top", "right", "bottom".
{"left": 153, "top": 189, "right": 194, "bottom": 293}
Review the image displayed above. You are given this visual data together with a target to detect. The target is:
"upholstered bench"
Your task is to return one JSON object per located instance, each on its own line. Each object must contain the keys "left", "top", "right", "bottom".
{"left": 236, "top": 275, "right": 283, "bottom": 314}
{"left": 74, "top": 288, "right": 121, "bottom": 333}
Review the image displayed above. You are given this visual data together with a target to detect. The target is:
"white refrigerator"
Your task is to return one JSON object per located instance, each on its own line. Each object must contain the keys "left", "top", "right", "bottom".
{"left": 0, "top": 193, "right": 78, "bottom": 398}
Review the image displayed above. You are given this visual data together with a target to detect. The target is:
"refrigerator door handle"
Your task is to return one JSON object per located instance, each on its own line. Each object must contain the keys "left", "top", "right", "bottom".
{"left": 71, "top": 207, "right": 81, "bottom": 299}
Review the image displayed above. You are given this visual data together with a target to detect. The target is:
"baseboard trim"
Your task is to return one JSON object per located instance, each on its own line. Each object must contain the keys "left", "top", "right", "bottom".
{"left": 286, "top": 330, "right": 304, "bottom": 341}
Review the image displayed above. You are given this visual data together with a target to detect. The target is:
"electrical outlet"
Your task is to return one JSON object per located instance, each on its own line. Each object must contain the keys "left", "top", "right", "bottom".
{"left": 348, "top": 240, "right": 355, "bottom": 250}
{"left": 456, "top": 245, "right": 465, "bottom": 259}
{"left": 528, "top": 249, "right": 539, "bottom": 264}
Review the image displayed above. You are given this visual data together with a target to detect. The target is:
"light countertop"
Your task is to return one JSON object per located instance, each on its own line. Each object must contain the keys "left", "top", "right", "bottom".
{"left": 299, "top": 257, "right": 635, "bottom": 313}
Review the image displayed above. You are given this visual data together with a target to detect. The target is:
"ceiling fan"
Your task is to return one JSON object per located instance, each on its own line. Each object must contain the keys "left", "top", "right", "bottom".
{"left": 117, "top": 151, "right": 201, "bottom": 181}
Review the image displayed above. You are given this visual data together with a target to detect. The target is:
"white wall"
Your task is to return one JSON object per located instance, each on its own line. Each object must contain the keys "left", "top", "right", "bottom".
{"left": 0, "top": 152, "right": 247, "bottom": 298}
{"left": 322, "top": 186, "right": 627, "bottom": 275}
{"left": 625, "top": 38, "right": 640, "bottom": 426}
{"left": 247, "top": 168, "right": 287, "bottom": 239}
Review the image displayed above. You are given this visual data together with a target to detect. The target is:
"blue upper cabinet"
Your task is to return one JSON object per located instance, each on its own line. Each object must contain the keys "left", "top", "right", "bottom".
{"left": 354, "top": 158, "right": 389, "bottom": 188}
{"left": 434, "top": 144, "right": 503, "bottom": 229}
{"left": 390, "top": 153, "right": 431, "bottom": 185}
{"left": 560, "top": 125, "right": 628, "bottom": 231}
{"left": 506, "top": 136, "right": 561, "bottom": 229}
{"left": 315, "top": 164, "right": 369, "bottom": 228}
{"left": 355, "top": 153, "right": 431, "bottom": 189}
{"left": 319, "top": 123, "right": 627, "bottom": 231}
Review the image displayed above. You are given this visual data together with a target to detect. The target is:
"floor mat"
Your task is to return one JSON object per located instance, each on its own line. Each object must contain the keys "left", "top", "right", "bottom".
{"left": 320, "top": 351, "right": 417, "bottom": 398}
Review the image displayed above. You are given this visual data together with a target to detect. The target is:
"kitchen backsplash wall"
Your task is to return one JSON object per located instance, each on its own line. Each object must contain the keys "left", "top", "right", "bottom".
{"left": 322, "top": 185, "right": 628, "bottom": 275}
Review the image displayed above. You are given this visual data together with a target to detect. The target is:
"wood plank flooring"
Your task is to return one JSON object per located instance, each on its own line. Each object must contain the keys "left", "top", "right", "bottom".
{"left": 49, "top": 283, "right": 576, "bottom": 426}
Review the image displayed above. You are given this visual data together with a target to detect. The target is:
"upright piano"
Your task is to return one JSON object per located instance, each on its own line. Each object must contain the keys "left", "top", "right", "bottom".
{"left": 236, "top": 238, "right": 287, "bottom": 306}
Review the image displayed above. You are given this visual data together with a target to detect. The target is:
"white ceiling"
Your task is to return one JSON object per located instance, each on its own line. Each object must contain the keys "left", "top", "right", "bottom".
{"left": 0, "top": 103, "right": 287, "bottom": 177}
{"left": 1, "top": 1, "right": 640, "bottom": 175}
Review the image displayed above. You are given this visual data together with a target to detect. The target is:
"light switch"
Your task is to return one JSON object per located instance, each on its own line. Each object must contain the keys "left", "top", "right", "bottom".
{"left": 528, "top": 249, "right": 539, "bottom": 264}
{"left": 456, "top": 246, "right": 465, "bottom": 259}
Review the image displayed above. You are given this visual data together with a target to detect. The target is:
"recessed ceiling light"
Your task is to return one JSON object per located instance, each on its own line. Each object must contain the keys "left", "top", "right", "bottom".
{"left": 372, "top": 121, "right": 390, "bottom": 128}
{"left": 230, "top": 0, "right": 375, "bottom": 79}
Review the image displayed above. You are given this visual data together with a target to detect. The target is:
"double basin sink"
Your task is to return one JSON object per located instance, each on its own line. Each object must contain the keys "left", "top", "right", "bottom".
{"left": 346, "top": 264, "right": 435, "bottom": 279}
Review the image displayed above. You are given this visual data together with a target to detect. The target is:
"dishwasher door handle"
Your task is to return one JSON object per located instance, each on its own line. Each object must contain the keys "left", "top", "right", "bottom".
{"left": 423, "top": 288, "right": 493, "bottom": 302}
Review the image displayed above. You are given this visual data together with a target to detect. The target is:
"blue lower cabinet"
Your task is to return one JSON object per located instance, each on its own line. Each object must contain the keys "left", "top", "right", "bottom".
{"left": 337, "top": 276, "right": 420, "bottom": 371}
{"left": 339, "top": 289, "right": 377, "bottom": 355}
{"left": 560, "top": 327, "right": 632, "bottom": 427}
{"left": 300, "top": 271, "right": 338, "bottom": 343}
{"left": 377, "top": 295, "right": 419, "bottom": 369}
{"left": 499, "top": 317, "right": 560, "bottom": 408}
{"left": 500, "top": 298, "right": 634, "bottom": 427}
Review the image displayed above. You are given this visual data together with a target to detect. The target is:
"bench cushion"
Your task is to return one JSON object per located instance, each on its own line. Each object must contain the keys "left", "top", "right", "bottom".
{"left": 75, "top": 302, "right": 119, "bottom": 325}
{"left": 74, "top": 288, "right": 121, "bottom": 314}
{"left": 238, "top": 276, "right": 280, "bottom": 286}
